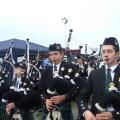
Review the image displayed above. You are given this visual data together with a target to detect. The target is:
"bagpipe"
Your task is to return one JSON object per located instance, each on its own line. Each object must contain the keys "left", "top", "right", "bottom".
{"left": 21, "top": 39, "right": 41, "bottom": 92}
{"left": 0, "top": 41, "right": 15, "bottom": 84}
{"left": 75, "top": 58, "right": 88, "bottom": 78}
{"left": 46, "top": 63, "right": 80, "bottom": 98}
{"left": 13, "top": 39, "right": 41, "bottom": 94}
{"left": 0, "top": 41, "right": 16, "bottom": 100}
{"left": 0, "top": 42, "right": 23, "bottom": 120}
{"left": 2, "top": 39, "right": 42, "bottom": 102}
{"left": 95, "top": 81, "right": 120, "bottom": 112}
{"left": 1, "top": 39, "right": 43, "bottom": 119}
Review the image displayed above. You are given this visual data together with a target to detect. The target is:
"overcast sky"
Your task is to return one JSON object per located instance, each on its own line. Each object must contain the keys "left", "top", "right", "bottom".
{"left": 0, "top": 0, "right": 120, "bottom": 53}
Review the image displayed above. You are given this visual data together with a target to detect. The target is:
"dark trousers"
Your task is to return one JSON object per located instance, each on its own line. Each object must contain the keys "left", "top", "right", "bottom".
{"left": 21, "top": 110, "right": 32, "bottom": 120}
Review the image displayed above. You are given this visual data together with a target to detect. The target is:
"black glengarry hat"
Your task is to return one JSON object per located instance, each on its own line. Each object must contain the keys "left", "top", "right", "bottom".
{"left": 49, "top": 43, "right": 62, "bottom": 52}
{"left": 103, "top": 37, "right": 119, "bottom": 52}
{"left": 14, "top": 62, "right": 26, "bottom": 69}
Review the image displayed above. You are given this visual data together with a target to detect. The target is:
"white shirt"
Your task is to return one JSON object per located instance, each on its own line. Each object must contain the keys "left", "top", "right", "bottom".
{"left": 53, "top": 62, "right": 61, "bottom": 72}
{"left": 15, "top": 77, "right": 21, "bottom": 91}
{"left": 53, "top": 62, "right": 61, "bottom": 77}
{"left": 105, "top": 64, "right": 118, "bottom": 111}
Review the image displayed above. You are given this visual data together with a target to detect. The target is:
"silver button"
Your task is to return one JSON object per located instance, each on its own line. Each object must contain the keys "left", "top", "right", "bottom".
{"left": 81, "top": 101, "right": 83, "bottom": 103}
{"left": 81, "top": 104, "right": 83, "bottom": 107}
{"left": 82, "top": 107, "right": 85, "bottom": 109}
{"left": 116, "top": 112, "right": 119, "bottom": 114}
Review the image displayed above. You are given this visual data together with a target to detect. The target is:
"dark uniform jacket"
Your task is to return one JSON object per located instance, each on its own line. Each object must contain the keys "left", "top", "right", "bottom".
{"left": 78, "top": 64, "right": 120, "bottom": 120}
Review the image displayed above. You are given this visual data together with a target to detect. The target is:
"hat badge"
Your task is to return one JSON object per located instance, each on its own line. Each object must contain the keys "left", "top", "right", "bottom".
{"left": 115, "top": 40, "right": 118, "bottom": 46}
{"left": 56, "top": 44, "right": 60, "bottom": 50}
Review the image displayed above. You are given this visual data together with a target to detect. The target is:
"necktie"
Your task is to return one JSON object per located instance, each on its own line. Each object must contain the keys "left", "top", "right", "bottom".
{"left": 105, "top": 68, "right": 112, "bottom": 93}
{"left": 15, "top": 80, "right": 19, "bottom": 89}
{"left": 106, "top": 68, "right": 112, "bottom": 83}
{"left": 106, "top": 68, "right": 114, "bottom": 109}
{"left": 54, "top": 64, "right": 57, "bottom": 71}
